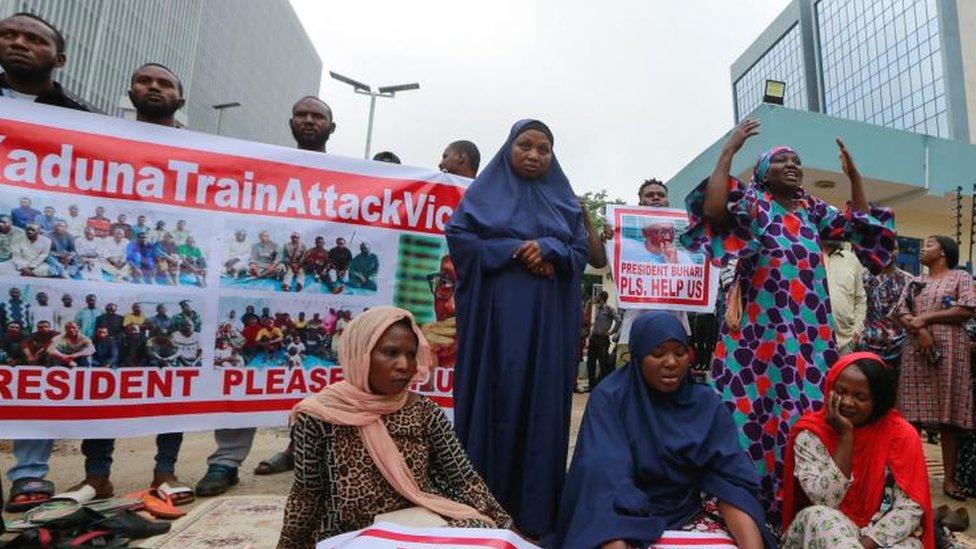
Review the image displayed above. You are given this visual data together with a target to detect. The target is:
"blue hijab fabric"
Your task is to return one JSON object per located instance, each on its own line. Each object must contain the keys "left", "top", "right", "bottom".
{"left": 446, "top": 119, "right": 589, "bottom": 538}
{"left": 549, "top": 312, "right": 776, "bottom": 548}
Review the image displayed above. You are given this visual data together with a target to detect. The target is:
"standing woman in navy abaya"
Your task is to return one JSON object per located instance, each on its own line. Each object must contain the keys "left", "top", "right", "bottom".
{"left": 446, "top": 119, "right": 589, "bottom": 539}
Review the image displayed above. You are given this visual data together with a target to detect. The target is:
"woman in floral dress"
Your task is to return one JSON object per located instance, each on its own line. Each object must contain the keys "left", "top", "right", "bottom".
{"left": 858, "top": 246, "right": 913, "bottom": 374}
{"left": 897, "top": 235, "right": 975, "bottom": 501}
{"left": 681, "top": 118, "right": 896, "bottom": 525}
{"left": 782, "top": 352, "right": 933, "bottom": 548}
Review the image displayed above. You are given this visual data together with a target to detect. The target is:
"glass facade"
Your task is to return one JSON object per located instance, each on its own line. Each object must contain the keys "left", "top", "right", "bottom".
{"left": 2, "top": 0, "right": 321, "bottom": 146}
{"left": 817, "top": 0, "right": 948, "bottom": 138}
{"left": 734, "top": 23, "right": 808, "bottom": 120}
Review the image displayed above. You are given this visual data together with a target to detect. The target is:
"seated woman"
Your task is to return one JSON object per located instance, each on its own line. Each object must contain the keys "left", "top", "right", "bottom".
{"left": 550, "top": 311, "right": 775, "bottom": 549}
{"left": 782, "top": 352, "right": 933, "bottom": 548}
{"left": 277, "top": 306, "right": 511, "bottom": 548}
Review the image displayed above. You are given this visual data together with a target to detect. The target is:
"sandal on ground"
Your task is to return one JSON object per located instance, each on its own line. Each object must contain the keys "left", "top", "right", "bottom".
{"left": 94, "top": 509, "right": 171, "bottom": 539}
{"left": 5, "top": 477, "right": 55, "bottom": 513}
{"left": 55, "top": 476, "right": 114, "bottom": 503}
{"left": 194, "top": 464, "right": 239, "bottom": 497}
{"left": 151, "top": 473, "right": 196, "bottom": 505}
{"left": 126, "top": 489, "right": 185, "bottom": 520}
{"left": 944, "top": 507, "right": 970, "bottom": 532}
{"left": 154, "top": 481, "right": 196, "bottom": 506}
{"left": 67, "top": 529, "right": 130, "bottom": 548}
{"left": 254, "top": 451, "right": 293, "bottom": 475}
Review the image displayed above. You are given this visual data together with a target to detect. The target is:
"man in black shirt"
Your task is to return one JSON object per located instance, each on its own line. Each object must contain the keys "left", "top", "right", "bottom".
{"left": 326, "top": 237, "right": 353, "bottom": 294}
{"left": 0, "top": 11, "right": 89, "bottom": 514}
{"left": 587, "top": 291, "right": 620, "bottom": 391}
{"left": 0, "top": 12, "right": 90, "bottom": 111}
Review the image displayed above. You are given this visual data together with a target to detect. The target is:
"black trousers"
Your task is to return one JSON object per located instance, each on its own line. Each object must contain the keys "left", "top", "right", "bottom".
{"left": 587, "top": 334, "right": 612, "bottom": 389}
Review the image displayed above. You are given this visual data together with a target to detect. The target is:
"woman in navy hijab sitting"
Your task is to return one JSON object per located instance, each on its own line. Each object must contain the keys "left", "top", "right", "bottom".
{"left": 550, "top": 311, "right": 775, "bottom": 549}
{"left": 447, "top": 119, "right": 589, "bottom": 539}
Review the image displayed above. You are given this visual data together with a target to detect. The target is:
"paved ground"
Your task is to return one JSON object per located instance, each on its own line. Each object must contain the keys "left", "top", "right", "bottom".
{"left": 2, "top": 393, "right": 976, "bottom": 546}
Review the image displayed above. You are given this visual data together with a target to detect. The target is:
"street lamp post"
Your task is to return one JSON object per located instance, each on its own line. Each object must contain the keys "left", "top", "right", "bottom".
{"left": 329, "top": 71, "right": 419, "bottom": 159}
{"left": 212, "top": 101, "right": 242, "bottom": 135}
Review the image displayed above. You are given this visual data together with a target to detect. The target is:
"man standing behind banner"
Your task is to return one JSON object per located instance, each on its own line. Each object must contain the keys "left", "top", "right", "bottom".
{"left": 69, "top": 63, "right": 195, "bottom": 506}
{"left": 586, "top": 291, "right": 620, "bottom": 391}
{"left": 0, "top": 12, "right": 92, "bottom": 511}
{"left": 821, "top": 240, "right": 868, "bottom": 354}
{"left": 420, "top": 140, "right": 481, "bottom": 368}
{"left": 604, "top": 179, "right": 691, "bottom": 367}
{"left": 198, "top": 95, "right": 337, "bottom": 495}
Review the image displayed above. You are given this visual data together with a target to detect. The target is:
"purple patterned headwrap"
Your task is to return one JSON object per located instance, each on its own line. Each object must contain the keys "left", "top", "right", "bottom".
{"left": 752, "top": 146, "right": 797, "bottom": 185}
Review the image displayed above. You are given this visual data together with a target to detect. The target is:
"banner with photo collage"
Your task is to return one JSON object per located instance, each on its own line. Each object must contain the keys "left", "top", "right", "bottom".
{"left": 0, "top": 101, "right": 463, "bottom": 438}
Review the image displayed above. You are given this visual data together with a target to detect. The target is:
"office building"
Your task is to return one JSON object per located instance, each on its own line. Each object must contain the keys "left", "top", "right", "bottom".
{"left": 731, "top": 0, "right": 976, "bottom": 142}
{"left": 2, "top": 0, "right": 322, "bottom": 146}
{"left": 670, "top": 0, "right": 976, "bottom": 268}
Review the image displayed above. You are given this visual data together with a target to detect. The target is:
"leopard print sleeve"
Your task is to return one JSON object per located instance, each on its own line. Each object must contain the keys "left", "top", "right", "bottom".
{"left": 422, "top": 398, "right": 514, "bottom": 529}
{"left": 278, "top": 413, "right": 333, "bottom": 549}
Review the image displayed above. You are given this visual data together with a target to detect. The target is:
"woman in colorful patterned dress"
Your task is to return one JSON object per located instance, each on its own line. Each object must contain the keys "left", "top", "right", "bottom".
{"left": 896, "top": 236, "right": 975, "bottom": 502}
{"left": 781, "top": 352, "right": 933, "bottom": 548}
{"left": 681, "top": 118, "right": 896, "bottom": 525}
{"left": 858, "top": 245, "right": 913, "bottom": 374}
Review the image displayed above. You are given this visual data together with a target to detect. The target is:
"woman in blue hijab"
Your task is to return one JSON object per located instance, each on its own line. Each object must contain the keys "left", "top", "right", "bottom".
{"left": 549, "top": 312, "right": 775, "bottom": 549}
{"left": 446, "top": 119, "right": 589, "bottom": 538}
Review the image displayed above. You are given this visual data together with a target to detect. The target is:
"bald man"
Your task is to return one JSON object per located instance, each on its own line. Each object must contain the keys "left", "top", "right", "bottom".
{"left": 438, "top": 140, "right": 480, "bottom": 178}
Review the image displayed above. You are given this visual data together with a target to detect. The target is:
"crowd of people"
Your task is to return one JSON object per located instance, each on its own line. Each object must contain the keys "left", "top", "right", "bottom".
{"left": 1, "top": 200, "right": 208, "bottom": 287}
{"left": 216, "top": 305, "right": 355, "bottom": 368}
{"left": 0, "top": 288, "right": 202, "bottom": 369}
{"left": 222, "top": 231, "right": 379, "bottom": 294}
{"left": 3, "top": 9, "right": 974, "bottom": 549}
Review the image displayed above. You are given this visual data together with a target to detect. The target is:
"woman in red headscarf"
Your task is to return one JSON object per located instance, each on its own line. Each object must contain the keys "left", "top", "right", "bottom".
{"left": 781, "top": 352, "right": 933, "bottom": 548}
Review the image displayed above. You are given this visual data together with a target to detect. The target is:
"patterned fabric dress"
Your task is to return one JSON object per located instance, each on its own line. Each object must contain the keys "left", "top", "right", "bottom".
{"left": 277, "top": 397, "right": 511, "bottom": 548}
{"left": 955, "top": 319, "right": 976, "bottom": 496}
{"left": 681, "top": 175, "right": 895, "bottom": 525}
{"left": 783, "top": 431, "right": 924, "bottom": 548}
{"left": 858, "top": 268, "right": 912, "bottom": 369}
{"left": 896, "top": 269, "right": 976, "bottom": 430}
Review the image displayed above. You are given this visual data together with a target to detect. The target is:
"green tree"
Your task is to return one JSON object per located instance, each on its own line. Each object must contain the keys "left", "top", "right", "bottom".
{"left": 578, "top": 190, "right": 625, "bottom": 231}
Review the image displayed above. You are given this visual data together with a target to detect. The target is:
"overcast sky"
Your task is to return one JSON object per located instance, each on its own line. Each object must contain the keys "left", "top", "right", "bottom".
{"left": 289, "top": 0, "right": 791, "bottom": 201}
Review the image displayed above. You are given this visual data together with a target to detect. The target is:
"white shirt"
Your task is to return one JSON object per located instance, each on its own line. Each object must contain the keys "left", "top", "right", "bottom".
{"left": 12, "top": 235, "right": 51, "bottom": 269}
{"left": 54, "top": 304, "right": 76, "bottom": 331}
{"left": 172, "top": 331, "right": 200, "bottom": 361}
{"left": 99, "top": 238, "right": 128, "bottom": 260}
{"left": 76, "top": 237, "right": 103, "bottom": 258}
{"left": 226, "top": 237, "right": 250, "bottom": 262}
{"left": 65, "top": 215, "right": 87, "bottom": 237}
{"left": 33, "top": 303, "right": 55, "bottom": 328}
{"left": 1, "top": 88, "right": 38, "bottom": 101}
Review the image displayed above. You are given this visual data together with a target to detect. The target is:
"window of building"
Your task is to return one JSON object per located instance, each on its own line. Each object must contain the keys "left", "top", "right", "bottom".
{"left": 817, "top": 0, "right": 948, "bottom": 137}
{"left": 733, "top": 23, "right": 807, "bottom": 120}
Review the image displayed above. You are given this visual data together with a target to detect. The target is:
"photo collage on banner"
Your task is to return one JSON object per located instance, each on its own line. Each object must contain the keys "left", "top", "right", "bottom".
{"left": 0, "top": 100, "right": 464, "bottom": 438}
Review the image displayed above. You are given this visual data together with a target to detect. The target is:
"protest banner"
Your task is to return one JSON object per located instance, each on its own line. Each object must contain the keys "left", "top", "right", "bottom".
{"left": 317, "top": 523, "right": 541, "bottom": 549}
{"left": 0, "top": 100, "right": 463, "bottom": 438}
{"left": 316, "top": 523, "right": 735, "bottom": 548}
{"left": 605, "top": 205, "right": 717, "bottom": 313}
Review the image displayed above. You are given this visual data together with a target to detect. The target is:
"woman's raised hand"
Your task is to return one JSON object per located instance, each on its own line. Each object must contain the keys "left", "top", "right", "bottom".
{"left": 836, "top": 138, "right": 859, "bottom": 180}
{"left": 724, "top": 118, "right": 761, "bottom": 154}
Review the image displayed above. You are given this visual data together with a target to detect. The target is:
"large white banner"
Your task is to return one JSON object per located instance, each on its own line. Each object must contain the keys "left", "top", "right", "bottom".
{"left": 0, "top": 100, "right": 463, "bottom": 438}
{"left": 605, "top": 205, "right": 717, "bottom": 313}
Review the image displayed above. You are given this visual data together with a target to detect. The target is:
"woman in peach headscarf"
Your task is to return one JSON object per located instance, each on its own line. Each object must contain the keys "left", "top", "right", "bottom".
{"left": 277, "top": 306, "right": 511, "bottom": 548}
